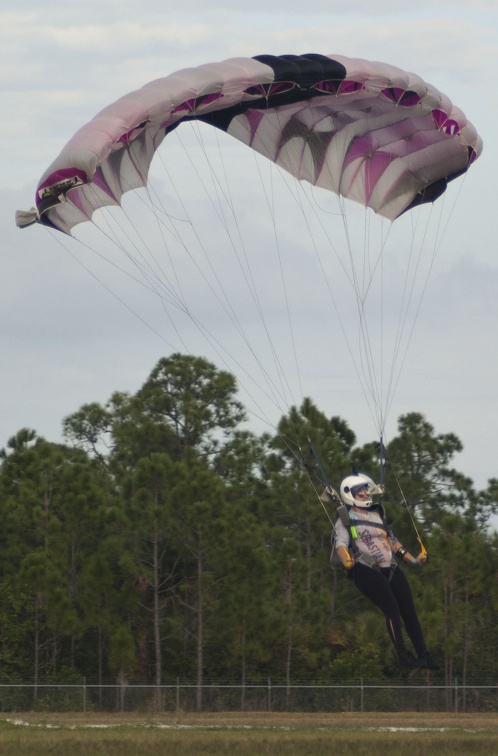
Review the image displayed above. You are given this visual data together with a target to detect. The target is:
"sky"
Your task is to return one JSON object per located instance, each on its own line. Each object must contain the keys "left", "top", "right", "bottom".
{"left": 2, "top": 1, "right": 498, "bottom": 495}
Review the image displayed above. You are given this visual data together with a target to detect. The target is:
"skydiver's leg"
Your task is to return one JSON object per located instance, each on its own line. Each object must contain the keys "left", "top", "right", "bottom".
{"left": 388, "top": 567, "right": 427, "bottom": 657}
{"left": 352, "top": 562, "right": 408, "bottom": 658}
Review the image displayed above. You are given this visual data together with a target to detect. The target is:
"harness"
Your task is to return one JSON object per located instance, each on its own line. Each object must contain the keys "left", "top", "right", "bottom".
{"left": 331, "top": 502, "right": 397, "bottom": 579}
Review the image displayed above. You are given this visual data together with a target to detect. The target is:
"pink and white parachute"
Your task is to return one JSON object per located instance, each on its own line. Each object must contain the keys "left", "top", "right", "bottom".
{"left": 16, "top": 53, "right": 482, "bottom": 234}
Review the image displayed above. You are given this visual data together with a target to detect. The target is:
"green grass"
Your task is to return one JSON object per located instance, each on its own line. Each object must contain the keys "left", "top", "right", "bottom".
{"left": 1, "top": 712, "right": 498, "bottom": 755}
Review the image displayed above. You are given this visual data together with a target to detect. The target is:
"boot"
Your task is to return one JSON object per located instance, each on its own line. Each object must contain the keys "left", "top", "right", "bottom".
{"left": 417, "top": 650, "right": 439, "bottom": 670}
{"left": 398, "top": 650, "right": 419, "bottom": 668}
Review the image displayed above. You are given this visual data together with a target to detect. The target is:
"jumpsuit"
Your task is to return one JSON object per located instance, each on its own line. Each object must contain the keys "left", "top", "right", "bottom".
{"left": 333, "top": 504, "right": 428, "bottom": 660}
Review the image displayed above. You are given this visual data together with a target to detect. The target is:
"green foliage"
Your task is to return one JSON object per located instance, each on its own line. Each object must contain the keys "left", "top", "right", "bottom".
{"left": 108, "top": 626, "right": 136, "bottom": 679}
{"left": 0, "top": 355, "right": 496, "bottom": 694}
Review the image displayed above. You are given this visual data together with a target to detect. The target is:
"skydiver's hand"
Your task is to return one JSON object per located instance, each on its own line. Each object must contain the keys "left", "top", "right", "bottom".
{"left": 337, "top": 546, "right": 355, "bottom": 569}
{"left": 344, "top": 554, "right": 355, "bottom": 570}
{"left": 320, "top": 485, "right": 339, "bottom": 504}
{"left": 370, "top": 483, "right": 385, "bottom": 496}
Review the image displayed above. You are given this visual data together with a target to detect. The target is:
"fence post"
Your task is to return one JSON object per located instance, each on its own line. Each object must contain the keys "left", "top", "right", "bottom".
{"left": 83, "top": 677, "right": 86, "bottom": 713}
{"left": 455, "top": 677, "right": 458, "bottom": 713}
{"left": 267, "top": 678, "right": 271, "bottom": 712}
{"left": 360, "top": 677, "right": 364, "bottom": 713}
{"left": 176, "top": 677, "right": 180, "bottom": 712}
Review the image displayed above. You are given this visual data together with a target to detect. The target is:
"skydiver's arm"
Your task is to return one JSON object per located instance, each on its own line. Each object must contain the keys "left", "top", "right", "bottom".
{"left": 336, "top": 545, "right": 355, "bottom": 569}
{"left": 333, "top": 520, "right": 355, "bottom": 569}
{"left": 393, "top": 540, "right": 427, "bottom": 566}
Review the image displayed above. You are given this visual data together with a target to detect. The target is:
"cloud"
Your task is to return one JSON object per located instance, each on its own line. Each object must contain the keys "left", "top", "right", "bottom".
{"left": 2, "top": 1, "right": 497, "bottom": 493}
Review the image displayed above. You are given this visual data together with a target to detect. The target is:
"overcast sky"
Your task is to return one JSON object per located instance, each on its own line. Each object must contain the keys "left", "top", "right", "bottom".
{"left": 2, "top": 2, "right": 497, "bottom": 495}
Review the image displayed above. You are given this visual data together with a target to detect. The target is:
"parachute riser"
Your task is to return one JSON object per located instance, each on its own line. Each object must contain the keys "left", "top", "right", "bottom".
{"left": 306, "top": 436, "right": 332, "bottom": 489}
{"left": 382, "top": 440, "right": 428, "bottom": 558}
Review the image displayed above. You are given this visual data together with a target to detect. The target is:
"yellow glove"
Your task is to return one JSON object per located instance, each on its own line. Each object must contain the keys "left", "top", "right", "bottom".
{"left": 337, "top": 546, "right": 355, "bottom": 569}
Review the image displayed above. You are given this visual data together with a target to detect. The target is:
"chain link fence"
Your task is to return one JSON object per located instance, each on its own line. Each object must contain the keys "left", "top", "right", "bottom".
{"left": 0, "top": 679, "right": 497, "bottom": 713}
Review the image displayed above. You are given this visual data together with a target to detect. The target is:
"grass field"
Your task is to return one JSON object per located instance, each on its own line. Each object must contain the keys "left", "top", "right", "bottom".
{"left": 1, "top": 711, "right": 498, "bottom": 754}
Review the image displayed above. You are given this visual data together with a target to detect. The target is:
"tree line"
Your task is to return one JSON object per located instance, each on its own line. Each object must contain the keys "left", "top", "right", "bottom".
{"left": 1, "top": 352, "right": 498, "bottom": 706}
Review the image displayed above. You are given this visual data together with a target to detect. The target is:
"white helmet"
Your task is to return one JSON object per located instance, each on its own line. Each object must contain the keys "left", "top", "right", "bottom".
{"left": 340, "top": 473, "right": 376, "bottom": 508}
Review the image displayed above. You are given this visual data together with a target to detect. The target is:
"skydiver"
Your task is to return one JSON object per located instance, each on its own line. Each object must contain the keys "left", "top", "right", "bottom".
{"left": 327, "top": 474, "right": 438, "bottom": 670}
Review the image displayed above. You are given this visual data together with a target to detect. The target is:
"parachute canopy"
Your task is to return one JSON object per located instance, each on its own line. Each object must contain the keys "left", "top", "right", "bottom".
{"left": 16, "top": 53, "right": 482, "bottom": 233}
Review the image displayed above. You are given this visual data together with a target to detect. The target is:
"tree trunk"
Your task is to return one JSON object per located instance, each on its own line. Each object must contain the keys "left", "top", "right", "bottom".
{"left": 461, "top": 579, "right": 471, "bottom": 713}
{"left": 196, "top": 546, "right": 203, "bottom": 712}
{"left": 153, "top": 514, "right": 162, "bottom": 711}
{"left": 33, "top": 595, "right": 40, "bottom": 704}
{"left": 240, "top": 621, "right": 246, "bottom": 712}
{"left": 285, "top": 559, "right": 293, "bottom": 708}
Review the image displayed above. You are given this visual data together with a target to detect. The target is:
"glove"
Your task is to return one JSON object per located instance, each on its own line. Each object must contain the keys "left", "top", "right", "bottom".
{"left": 370, "top": 483, "right": 385, "bottom": 496}
{"left": 344, "top": 554, "right": 355, "bottom": 569}
{"left": 320, "top": 485, "right": 340, "bottom": 504}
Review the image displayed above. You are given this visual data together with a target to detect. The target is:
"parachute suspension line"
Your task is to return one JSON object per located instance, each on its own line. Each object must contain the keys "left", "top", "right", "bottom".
{"left": 328, "top": 104, "right": 391, "bottom": 437}
{"left": 368, "top": 171, "right": 470, "bottom": 432}
{"left": 379, "top": 223, "right": 386, "bottom": 438}
{"left": 181, "top": 105, "right": 320, "bottom": 459}
{"left": 234, "top": 148, "right": 336, "bottom": 510}
{"left": 136, "top": 125, "right": 302, "bottom": 425}
{"left": 270, "top": 169, "right": 383, "bottom": 444}
{"left": 382, "top": 174, "right": 468, "bottom": 430}
{"left": 135, "top": 173, "right": 286, "bottom": 382}
{"left": 152, "top": 120, "right": 366, "bottom": 457}
{"left": 383, "top": 206, "right": 433, "bottom": 424}
{"left": 65, "top": 237, "right": 282, "bottom": 435}
{"left": 159, "top": 125, "right": 345, "bottom": 448}
{"left": 252, "top": 151, "right": 304, "bottom": 411}
{"left": 254, "top": 160, "right": 388, "bottom": 459}
{"left": 359, "top": 206, "right": 387, "bottom": 436}
{"left": 62, "top": 185, "right": 272, "bottom": 385}
{"left": 278, "top": 176, "right": 387, "bottom": 439}
{"left": 68, "top": 149, "right": 299, "bottom": 433}
{"left": 395, "top": 472, "right": 428, "bottom": 558}
{"left": 248, "top": 99, "right": 343, "bottom": 426}
{"left": 83, "top": 173, "right": 251, "bottom": 370}
{"left": 381, "top": 434, "right": 428, "bottom": 557}
{"left": 171, "top": 123, "right": 301, "bottom": 419}
{"left": 378, "top": 434, "right": 387, "bottom": 486}
{"left": 323, "top": 86, "right": 463, "bottom": 449}
{"left": 248, "top": 150, "right": 334, "bottom": 471}
{"left": 48, "top": 229, "right": 180, "bottom": 351}
{"left": 354, "top": 211, "right": 414, "bottom": 443}
{"left": 305, "top": 436, "right": 336, "bottom": 526}
{"left": 335, "top": 181, "right": 456, "bottom": 450}
{"left": 72, "top": 183, "right": 197, "bottom": 320}
{"left": 431, "top": 167, "right": 470, "bottom": 254}
{"left": 82, "top": 175, "right": 196, "bottom": 318}
{"left": 379, "top": 214, "right": 412, "bottom": 440}
{"left": 267, "top": 428, "right": 336, "bottom": 526}
{"left": 239, "top": 166, "right": 366, "bottom": 462}
{"left": 382, "top": 197, "right": 450, "bottom": 430}
{"left": 90, "top": 177, "right": 258, "bottom": 369}
{"left": 216, "top": 126, "right": 309, "bottom": 418}
{"left": 160, "top": 128, "right": 270, "bottom": 322}
{"left": 336, "top": 196, "right": 392, "bottom": 437}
